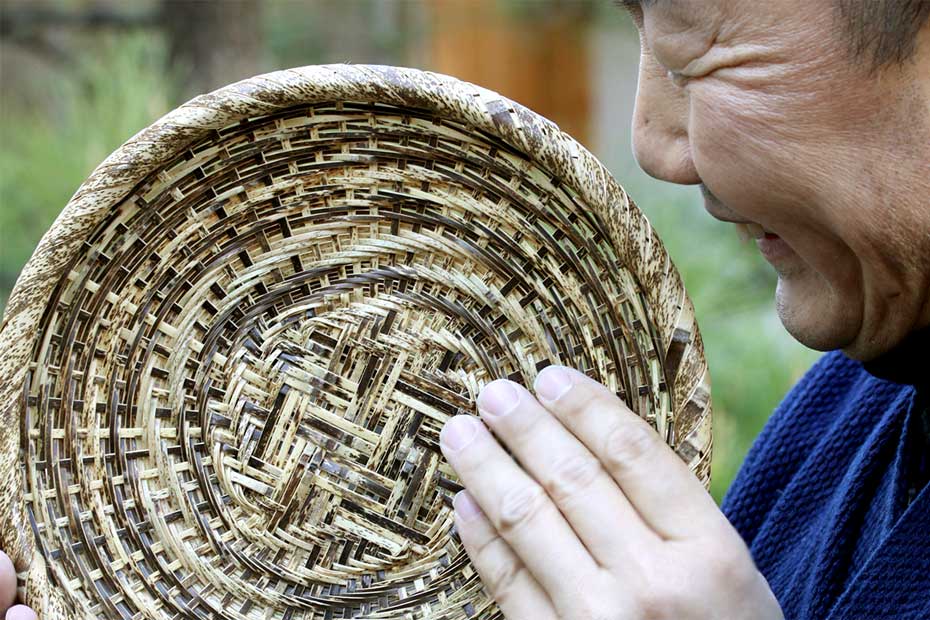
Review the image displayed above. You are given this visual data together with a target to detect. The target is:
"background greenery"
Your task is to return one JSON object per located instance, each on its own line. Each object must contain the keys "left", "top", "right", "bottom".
{"left": 0, "top": 0, "right": 819, "bottom": 502}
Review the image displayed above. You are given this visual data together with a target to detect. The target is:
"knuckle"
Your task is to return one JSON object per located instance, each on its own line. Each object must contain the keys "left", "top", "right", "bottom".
{"left": 497, "top": 484, "right": 547, "bottom": 534}
{"left": 467, "top": 535, "right": 528, "bottom": 605}
{"left": 560, "top": 390, "right": 612, "bottom": 421}
{"left": 485, "top": 558, "right": 526, "bottom": 604}
{"left": 631, "top": 587, "right": 669, "bottom": 620}
{"left": 581, "top": 393, "right": 618, "bottom": 418}
{"left": 556, "top": 582, "right": 606, "bottom": 620}
{"left": 556, "top": 571, "right": 622, "bottom": 620}
{"left": 709, "top": 544, "right": 754, "bottom": 586}
{"left": 602, "top": 420, "right": 659, "bottom": 474}
{"left": 544, "top": 453, "right": 601, "bottom": 504}
{"left": 470, "top": 531, "right": 504, "bottom": 564}
{"left": 573, "top": 600, "right": 616, "bottom": 620}
{"left": 566, "top": 605, "right": 610, "bottom": 620}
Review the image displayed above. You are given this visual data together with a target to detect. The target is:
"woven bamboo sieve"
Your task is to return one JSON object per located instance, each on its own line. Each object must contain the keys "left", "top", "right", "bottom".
{"left": 0, "top": 64, "right": 711, "bottom": 620}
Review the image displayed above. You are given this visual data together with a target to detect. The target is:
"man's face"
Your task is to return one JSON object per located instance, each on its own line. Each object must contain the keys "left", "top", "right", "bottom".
{"left": 623, "top": 0, "right": 930, "bottom": 360}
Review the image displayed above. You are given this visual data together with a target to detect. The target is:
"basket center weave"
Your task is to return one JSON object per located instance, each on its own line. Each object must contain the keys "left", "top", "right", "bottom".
{"left": 210, "top": 296, "right": 467, "bottom": 561}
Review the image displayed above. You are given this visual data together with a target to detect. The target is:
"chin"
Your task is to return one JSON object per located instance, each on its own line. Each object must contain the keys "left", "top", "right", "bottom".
{"left": 773, "top": 271, "right": 863, "bottom": 355}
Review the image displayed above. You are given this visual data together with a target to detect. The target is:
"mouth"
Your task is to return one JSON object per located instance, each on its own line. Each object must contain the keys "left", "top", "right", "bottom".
{"left": 733, "top": 222, "right": 779, "bottom": 242}
{"left": 699, "top": 187, "right": 793, "bottom": 265}
{"left": 700, "top": 188, "right": 778, "bottom": 241}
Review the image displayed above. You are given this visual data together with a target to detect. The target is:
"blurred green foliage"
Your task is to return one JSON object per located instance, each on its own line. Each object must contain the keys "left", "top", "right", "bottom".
{"left": 0, "top": 6, "right": 820, "bottom": 503}
{"left": 1, "top": 33, "right": 176, "bottom": 311}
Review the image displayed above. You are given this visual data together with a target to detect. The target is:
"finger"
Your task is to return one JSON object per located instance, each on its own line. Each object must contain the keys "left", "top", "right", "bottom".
{"left": 454, "top": 491, "right": 558, "bottom": 620}
{"left": 475, "top": 379, "right": 659, "bottom": 567}
{"left": 439, "top": 415, "right": 599, "bottom": 598}
{"left": 534, "top": 365, "right": 726, "bottom": 540}
{"left": 5, "top": 606, "right": 37, "bottom": 620}
{"left": 0, "top": 552, "right": 16, "bottom": 615}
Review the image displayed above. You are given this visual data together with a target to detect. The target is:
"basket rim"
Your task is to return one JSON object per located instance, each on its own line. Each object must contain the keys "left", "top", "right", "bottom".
{"left": 0, "top": 63, "right": 710, "bottom": 617}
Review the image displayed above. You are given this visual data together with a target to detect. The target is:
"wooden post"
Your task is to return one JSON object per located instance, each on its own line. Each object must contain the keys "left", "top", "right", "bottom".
{"left": 424, "top": 0, "right": 593, "bottom": 146}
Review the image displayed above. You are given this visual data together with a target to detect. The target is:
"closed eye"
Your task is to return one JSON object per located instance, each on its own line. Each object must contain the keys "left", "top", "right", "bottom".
{"left": 615, "top": 0, "right": 661, "bottom": 7}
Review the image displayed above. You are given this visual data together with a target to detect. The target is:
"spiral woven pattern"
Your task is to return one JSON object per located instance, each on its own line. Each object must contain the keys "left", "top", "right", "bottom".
{"left": 0, "top": 65, "right": 711, "bottom": 620}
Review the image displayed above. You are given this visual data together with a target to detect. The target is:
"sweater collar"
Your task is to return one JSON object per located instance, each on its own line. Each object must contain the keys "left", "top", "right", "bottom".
{"left": 860, "top": 324, "right": 930, "bottom": 388}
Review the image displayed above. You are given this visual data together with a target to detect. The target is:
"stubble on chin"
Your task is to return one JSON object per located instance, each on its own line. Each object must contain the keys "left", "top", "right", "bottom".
{"left": 773, "top": 268, "right": 862, "bottom": 354}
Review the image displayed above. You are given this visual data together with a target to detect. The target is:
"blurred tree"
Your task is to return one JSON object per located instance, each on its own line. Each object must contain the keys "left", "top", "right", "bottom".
{"left": 426, "top": 0, "right": 595, "bottom": 145}
{"left": 0, "top": 1, "right": 157, "bottom": 66}
{"left": 161, "top": 0, "right": 264, "bottom": 99}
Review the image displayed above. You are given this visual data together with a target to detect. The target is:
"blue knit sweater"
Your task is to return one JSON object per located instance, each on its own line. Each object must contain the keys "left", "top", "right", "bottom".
{"left": 721, "top": 329, "right": 930, "bottom": 619}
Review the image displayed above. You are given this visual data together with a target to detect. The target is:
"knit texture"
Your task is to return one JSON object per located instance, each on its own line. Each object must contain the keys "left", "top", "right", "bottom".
{"left": 721, "top": 350, "right": 930, "bottom": 619}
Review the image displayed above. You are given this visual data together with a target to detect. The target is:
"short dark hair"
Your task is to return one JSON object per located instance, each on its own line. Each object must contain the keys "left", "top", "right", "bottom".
{"left": 835, "top": 0, "right": 930, "bottom": 69}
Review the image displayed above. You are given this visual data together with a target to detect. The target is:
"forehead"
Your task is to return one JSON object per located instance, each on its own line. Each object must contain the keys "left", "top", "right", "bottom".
{"left": 620, "top": 0, "right": 728, "bottom": 30}
{"left": 624, "top": 0, "right": 835, "bottom": 24}
{"left": 625, "top": 0, "right": 837, "bottom": 45}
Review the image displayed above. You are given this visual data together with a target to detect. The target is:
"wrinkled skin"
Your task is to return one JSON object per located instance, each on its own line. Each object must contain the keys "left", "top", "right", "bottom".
{"left": 629, "top": 0, "right": 930, "bottom": 360}
{"left": 442, "top": 1, "right": 930, "bottom": 619}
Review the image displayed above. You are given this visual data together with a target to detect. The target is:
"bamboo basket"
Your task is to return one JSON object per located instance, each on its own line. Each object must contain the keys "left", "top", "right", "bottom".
{"left": 0, "top": 64, "right": 711, "bottom": 620}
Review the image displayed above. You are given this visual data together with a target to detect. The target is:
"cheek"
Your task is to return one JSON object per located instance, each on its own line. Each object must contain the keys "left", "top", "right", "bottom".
{"left": 686, "top": 85, "right": 862, "bottom": 287}
{"left": 686, "top": 85, "right": 821, "bottom": 229}
{"left": 690, "top": 95, "right": 762, "bottom": 188}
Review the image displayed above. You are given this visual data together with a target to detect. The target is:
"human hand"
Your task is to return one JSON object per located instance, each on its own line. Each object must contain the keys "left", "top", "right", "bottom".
{"left": 0, "top": 552, "right": 36, "bottom": 620}
{"left": 439, "top": 365, "right": 783, "bottom": 620}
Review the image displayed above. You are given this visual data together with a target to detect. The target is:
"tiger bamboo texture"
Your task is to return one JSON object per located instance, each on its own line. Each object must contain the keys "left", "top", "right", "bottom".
{"left": 0, "top": 64, "right": 712, "bottom": 620}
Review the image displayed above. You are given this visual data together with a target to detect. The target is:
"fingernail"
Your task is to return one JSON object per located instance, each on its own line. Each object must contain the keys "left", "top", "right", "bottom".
{"left": 534, "top": 366, "right": 573, "bottom": 401}
{"left": 441, "top": 415, "right": 479, "bottom": 451}
{"left": 476, "top": 380, "right": 520, "bottom": 417}
{"left": 6, "top": 605, "right": 39, "bottom": 620}
{"left": 454, "top": 490, "right": 483, "bottom": 522}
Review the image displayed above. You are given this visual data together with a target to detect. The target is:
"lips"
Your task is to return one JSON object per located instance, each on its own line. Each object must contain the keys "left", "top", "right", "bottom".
{"left": 756, "top": 233, "right": 795, "bottom": 265}
{"left": 734, "top": 222, "right": 777, "bottom": 242}
{"left": 701, "top": 186, "right": 779, "bottom": 242}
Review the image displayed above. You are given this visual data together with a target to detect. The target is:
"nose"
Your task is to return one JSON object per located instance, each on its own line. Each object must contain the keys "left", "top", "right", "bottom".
{"left": 630, "top": 49, "right": 701, "bottom": 185}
